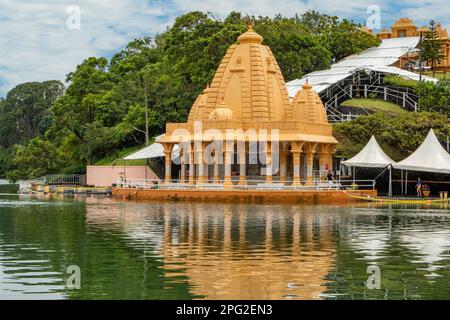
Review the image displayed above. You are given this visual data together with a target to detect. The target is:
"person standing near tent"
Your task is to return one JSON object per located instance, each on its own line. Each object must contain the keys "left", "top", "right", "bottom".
{"left": 327, "top": 170, "right": 335, "bottom": 189}
{"left": 416, "top": 178, "right": 422, "bottom": 197}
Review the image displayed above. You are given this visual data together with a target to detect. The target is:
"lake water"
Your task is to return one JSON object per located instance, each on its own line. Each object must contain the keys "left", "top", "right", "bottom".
{"left": 0, "top": 193, "right": 449, "bottom": 300}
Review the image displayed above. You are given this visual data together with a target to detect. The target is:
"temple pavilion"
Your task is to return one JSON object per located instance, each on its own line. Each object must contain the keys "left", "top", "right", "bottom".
{"left": 157, "top": 23, "right": 338, "bottom": 187}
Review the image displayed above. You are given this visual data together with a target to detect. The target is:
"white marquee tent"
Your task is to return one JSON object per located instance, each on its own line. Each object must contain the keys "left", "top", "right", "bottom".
{"left": 394, "top": 129, "right": 450, "bottom": 174}
{"left": 342, "top": 135, "right": 396, "bottom": 195}
{"left": 342, "top": 135, "right": 396, "bottom": 168}
{"left": 342, "top": 130, "right": 450, "bottom": 196}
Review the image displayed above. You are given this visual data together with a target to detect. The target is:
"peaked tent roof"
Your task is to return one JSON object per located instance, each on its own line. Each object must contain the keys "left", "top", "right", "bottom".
{"left": 394, "top": 129, "right": 450, "bottom": 173}
{"left": 342, "top": 135, "right": 396, "bottom": 168}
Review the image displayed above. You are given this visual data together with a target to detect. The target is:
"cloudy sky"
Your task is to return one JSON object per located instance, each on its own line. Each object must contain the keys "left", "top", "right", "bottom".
{"left": 0, "top": 0, "right": 448, "bottom": 97}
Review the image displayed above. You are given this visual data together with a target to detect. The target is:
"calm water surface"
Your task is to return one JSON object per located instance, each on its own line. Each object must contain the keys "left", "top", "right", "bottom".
{"left": 0, "top": 194, "right": 450, "bottom": 299}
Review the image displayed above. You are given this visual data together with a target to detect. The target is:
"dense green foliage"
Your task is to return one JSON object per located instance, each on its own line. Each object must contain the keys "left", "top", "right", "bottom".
{"left": 416, "top": 79, "right": 450, "bottom": 115}
{"left": 333, "top": 112, "right": 450, "bottom": 161}
{"left": 0, "top": 81, "right": 64, "bottom": 180}
{"left": 6, "top": 138, "right": 61, "bottom": 182}
{"left": 0, "top": 11, "right": 382, "bottom": 180}
{"left": 0, "top": 80, "right": 64, "bottom": 147}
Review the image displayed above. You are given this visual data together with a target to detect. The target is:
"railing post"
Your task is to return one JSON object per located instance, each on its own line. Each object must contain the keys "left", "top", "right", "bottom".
{"left": 384, "top": 87, "right": 387, "bottom": 101}
{"left": 364, "top": 84, "right": 367, "bottom": 98}
{"left": 403, "top": 92, "right": 406, "bottom": 108}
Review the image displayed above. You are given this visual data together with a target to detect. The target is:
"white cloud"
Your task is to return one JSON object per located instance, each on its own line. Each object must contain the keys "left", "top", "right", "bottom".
{"left": 0, "top": 0, "right": 171, "bottom": 97}
{"left": 0, "top": 0, "right": 448, "bottom": 97}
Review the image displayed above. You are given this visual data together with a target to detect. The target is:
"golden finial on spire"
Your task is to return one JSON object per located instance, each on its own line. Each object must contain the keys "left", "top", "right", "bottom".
{"left": 238, "top": 17, "right": 263, "bottom": 44}
{"left": 302, "top": 78, "right": 312, "bottom": 90}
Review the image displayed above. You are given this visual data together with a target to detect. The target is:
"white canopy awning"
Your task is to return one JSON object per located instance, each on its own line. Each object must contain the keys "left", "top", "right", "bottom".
{"left": 363, "top": 65, "right": 437, "bottom": 83}
{"left": 123, "top": 134, "right": 180, "bottom": 161}
{"left": 286, "top": 36, "right": 437, "bottom": 97}
{"left": 342, "top": 135, "right": 396, "bottom": 168}
{"left": 394, "top": 129, "right": 450, "bottom": 174}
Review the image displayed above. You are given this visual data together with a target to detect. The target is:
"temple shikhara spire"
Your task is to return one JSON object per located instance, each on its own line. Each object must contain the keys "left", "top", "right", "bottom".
{"left": 157, "top": 24, "right": 338, "bottom": 187}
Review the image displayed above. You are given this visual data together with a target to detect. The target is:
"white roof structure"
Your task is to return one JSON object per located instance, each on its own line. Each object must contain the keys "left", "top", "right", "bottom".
{"left": 123, "top": 135, "right": 180, "bottom": 161}
{"left": 342, "top": 135, "right": 396, "bottom": 168}
{"left": 286, "top": 37, "right": 437, "bottom": 97}
{"left": 394, "top": 129, "right": 450, "bottom": 174}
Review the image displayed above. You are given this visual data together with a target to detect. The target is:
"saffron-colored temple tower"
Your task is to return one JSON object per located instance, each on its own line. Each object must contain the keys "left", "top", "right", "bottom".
{"left": 157, "top": 22, "right": 338, "bottom": 186}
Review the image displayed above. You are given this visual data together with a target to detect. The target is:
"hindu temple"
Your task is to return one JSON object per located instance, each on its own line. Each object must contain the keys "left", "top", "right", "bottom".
{"left": 156, "top": 22, "right": 338, "bottom": 187}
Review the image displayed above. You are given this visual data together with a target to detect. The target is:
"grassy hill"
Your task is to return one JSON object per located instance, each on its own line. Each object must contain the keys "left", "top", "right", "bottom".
{"left": 384, "top": 72, "right": 449, "bottom": 88}
{"left": 340, "top": 98, "right": 407, "bottom": 116}
{"left": 94, "top": 145, "right": 149, "bottom": 166}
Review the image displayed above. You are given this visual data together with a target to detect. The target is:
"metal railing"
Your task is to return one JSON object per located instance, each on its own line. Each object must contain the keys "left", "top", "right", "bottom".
{"left": 45, "top": 174, "right": 85, "bottom": 185}
{"left": 322, "top": 74, "right": 421, "bottom": 123}
{"left": 115, "top": 178, "right": 376, "bottom": 191}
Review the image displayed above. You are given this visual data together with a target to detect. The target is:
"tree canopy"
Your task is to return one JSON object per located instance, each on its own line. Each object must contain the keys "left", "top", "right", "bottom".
{"left": 421, "top": 20, "right": 445, "bottom": 77}
{"left": 333, "top": 112, "right": 450, "bottom": 161}
{"left": 0, "top": 11, "right": 384, "bottom": 179}
{"left": 416, "top": 79, "right": 450, "bottom": 116}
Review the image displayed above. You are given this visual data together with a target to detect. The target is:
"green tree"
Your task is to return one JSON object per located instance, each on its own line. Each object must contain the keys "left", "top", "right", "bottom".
{"left": 110, "top": 37, "right": 161, "bottom": 76}
{"left": 300, "top": 10, "right": 380, "bottom": 62}
{"left": 333, "top": 112, "right": 450, "bottom": 161}
{"left": 0, "top": 81, "right": 64, "bottom": 147}
{"left": 0, "top": 10, "right": 390, "bottom": 177}
{"left": 416, "top": 79, "right": 450, "bottom": 115}
{"left": 6, "top": 137, "right": 60, "bottom": 182}
{"left": 255, "top": 16, "right": 331, "bottom": 79}
{"left": 421, "top": 20, "right": 445, "bottom": 77}
{"left": 51, "top": 57, "right": 116, "bottom": 164}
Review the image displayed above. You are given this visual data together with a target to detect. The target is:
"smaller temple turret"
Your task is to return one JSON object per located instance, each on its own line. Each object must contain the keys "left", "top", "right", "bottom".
{"left": 290, "top": 82, "right": 328, "bottom": 125}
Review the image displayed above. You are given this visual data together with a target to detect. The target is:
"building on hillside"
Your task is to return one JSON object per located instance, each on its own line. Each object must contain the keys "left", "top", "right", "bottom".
{"left": 377, "top": 18, "right": 449, "bottom": 70}
{"left": 286, "top": 36, "right": 438, "bottom": 123}
{"left": 155, "top": 23, "right": 338, "bottom": 187}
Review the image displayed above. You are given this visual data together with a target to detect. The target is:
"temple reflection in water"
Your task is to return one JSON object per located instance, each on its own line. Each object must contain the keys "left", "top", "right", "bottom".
{"left": 85, "top": 198, "right": 335, "bottom": 299}
{"left": 160, "top": 205, "right": 334, "bottom": 299}
{"left": 83, "top": 197, "right": 450, "bottom": 300}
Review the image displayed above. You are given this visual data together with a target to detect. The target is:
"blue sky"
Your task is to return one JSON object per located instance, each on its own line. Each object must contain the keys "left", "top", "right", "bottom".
{"left": 0, "top": 0, "right": 448, "bottom": 97}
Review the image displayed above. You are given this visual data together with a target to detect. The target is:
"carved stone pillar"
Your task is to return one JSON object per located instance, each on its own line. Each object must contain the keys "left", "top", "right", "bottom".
{"left": 189, "top": 143, "right": 195, "bottom": 184}
{"left": 238, "top": 141, "right": 246, "bottom": 186}
{"left": 162, "top": 143, "right": 174, "bottom": 184}
{"left": 180, "top": 149, "right": 186, "bottom": 183}
{"left": 279, "top": 148, "right": 288, "bottom": 183}
{"left": 223, "top": 140, "right": 233, "bottom": 188}
{"left": 318, "top": 144, "right": 335, "bottom": 180}
{"left": 265, "top": 141, "right": 272, "bottom": 184}
{"left": 291, "top": 142, "right": 303, "bottom": 186}
{"left": 318, "top": 151, "right": 328, "bottom": 181}
{"left": 195, "top": 142, "right": 207, "bottom": 183}
{"left": 305, "top": 143, "right": 318, "bottom": 185}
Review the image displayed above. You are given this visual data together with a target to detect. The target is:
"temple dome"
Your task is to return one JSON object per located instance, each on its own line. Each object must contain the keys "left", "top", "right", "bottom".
{"left": 237, "top": 21, "right": 263, "bottom": 44}
{"left": 290, "top": 82, "right": 328, "bottom": 124}
{"left": 209, "top": 103, "right": 235, "bottom": 121}
{"left": 194, "top": 22, "right": 290, "bottom": 123}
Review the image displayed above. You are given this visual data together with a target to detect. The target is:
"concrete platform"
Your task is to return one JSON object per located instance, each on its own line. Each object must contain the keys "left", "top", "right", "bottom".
{"left": 112, "top": 188, "right": 377, "bottom": 204}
